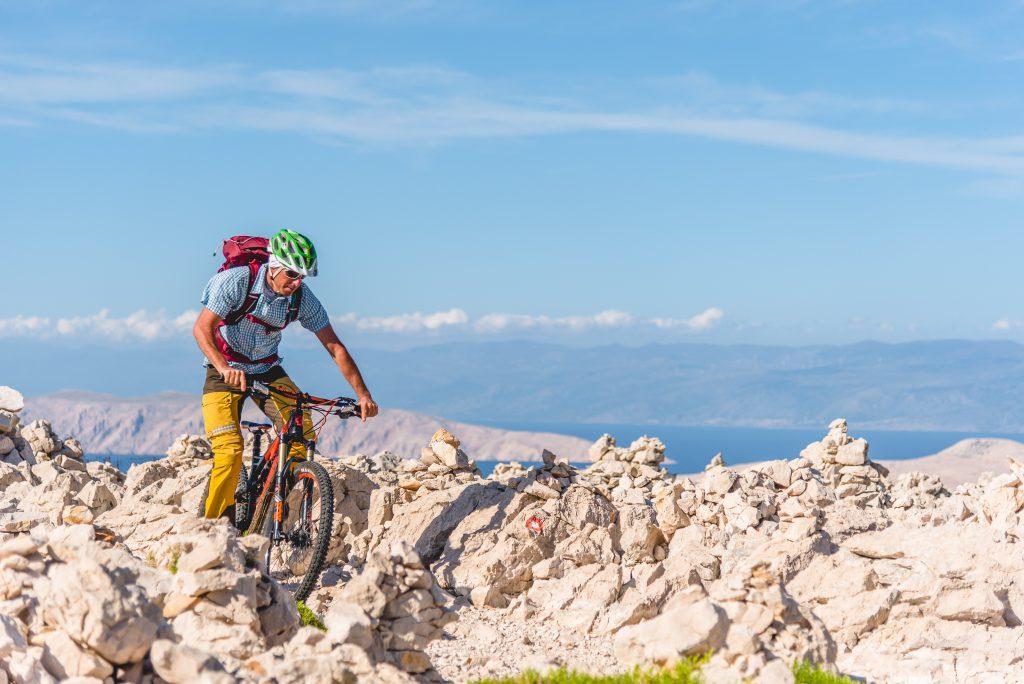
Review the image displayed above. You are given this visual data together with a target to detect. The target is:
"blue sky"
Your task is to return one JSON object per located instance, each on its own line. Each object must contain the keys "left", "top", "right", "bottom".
{"left": 3, "top": 0, "right": 1024, "bottom": 348}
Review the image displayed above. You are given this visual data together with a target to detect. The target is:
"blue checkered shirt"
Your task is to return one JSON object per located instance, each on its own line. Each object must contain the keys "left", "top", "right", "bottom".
{"left": 201, "top": 264, "right": 330, "bottom": 374}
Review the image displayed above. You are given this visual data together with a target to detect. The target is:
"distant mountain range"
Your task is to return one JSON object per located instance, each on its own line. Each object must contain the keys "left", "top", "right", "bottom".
{"left": 22, "top": 391, "right": 589, "bottom": 460}
{"left": 8, "top": 338, "right": 1024, "bottom": 432}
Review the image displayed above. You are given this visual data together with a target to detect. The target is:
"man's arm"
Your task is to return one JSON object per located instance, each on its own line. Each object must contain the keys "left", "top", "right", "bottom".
{"left": 193, "top": 308, "right": 247, "bottom": 391}
{"left": 315, "top": 324, "right": 379, "bottom": 421}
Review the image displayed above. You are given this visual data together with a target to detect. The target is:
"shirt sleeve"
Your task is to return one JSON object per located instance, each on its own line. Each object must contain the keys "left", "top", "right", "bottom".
{"left": 297, "top": 285, "right": 330, "bottom": 333}
{"left": 201, "top": 268, "right": 250, "bottom": 319}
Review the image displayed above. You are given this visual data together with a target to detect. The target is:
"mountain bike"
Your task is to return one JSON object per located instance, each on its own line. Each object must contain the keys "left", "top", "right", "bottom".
{"left": 198, "top": 382, "right": 360, "bottom": 600}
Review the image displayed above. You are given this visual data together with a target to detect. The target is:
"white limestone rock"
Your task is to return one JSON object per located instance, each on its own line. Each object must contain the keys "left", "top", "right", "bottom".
{"left": 0, "top": 387, "right": 24, "bottom": 413}
{"left": 614, "top": 588, "right": 728, "bottom": 666}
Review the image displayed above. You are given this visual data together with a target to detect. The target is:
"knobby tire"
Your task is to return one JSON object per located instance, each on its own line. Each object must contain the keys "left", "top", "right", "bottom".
{"left": 245, "top": 462, "right": 275, "bottom": 536}
{"left": 260, "top": 460, "right": 334, "bottom": 602}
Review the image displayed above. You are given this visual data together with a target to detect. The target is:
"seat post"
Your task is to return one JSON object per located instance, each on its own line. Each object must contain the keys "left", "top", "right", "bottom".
{"left": 251, "top": 429, "right": 263, "bottom": 468}
{"left": 241, "top": 421, "right": 273, "bottom": 471}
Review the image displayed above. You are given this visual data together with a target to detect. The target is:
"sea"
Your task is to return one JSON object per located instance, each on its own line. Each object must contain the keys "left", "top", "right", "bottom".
{"left": 87, "top": 423, "right": 1024, "bottom": 477}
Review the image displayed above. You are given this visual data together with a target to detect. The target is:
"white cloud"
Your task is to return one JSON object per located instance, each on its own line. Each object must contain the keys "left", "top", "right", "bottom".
{"left": 472, "top": 310, "right": 635, "bottom": 333}
{"left": 0, "top": 315, "right": 51, "bottom": 336}
{"left": 472, "top": 313, "right": 539, "bottom": 333}
{"left": 993, "top": 318, "right": 1013, "bottom": 331}
{"left": 0, "top": 309, "right": 199, "bottom": 342}
{"left": 651, "top": 70, "right": 926, "bottom": 118}
{"left": 651, "top": 307, "right": 725, "bottom": 331}
{"left": 0, "top": 54, "right": 239, "bottom": 104}
{"left": 593, "top": 310, "right": 634, "bottom": 327}
{"left": 1, "top": 306, "right": 725, "bottom": 341}
{"left": 348, "top": 308, "right": 470, "bottom": 333}
{"left": 199, "top": 105, "right": 1024, "bottom": 173}
{"left": 2, "top": 55, "right": 1024, "bottom": 174}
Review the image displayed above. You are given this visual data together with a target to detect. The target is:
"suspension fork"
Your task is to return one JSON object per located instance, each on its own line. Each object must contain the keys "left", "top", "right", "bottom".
{"left": 265, "top": 394, "right": 307, "bottom": 575}
{"left": 299, "top": 439, "right": 316, "bottom": 524}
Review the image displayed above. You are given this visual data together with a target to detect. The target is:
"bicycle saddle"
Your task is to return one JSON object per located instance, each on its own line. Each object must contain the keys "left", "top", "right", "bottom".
{"left": 241, "top": 421, "right": 273, "bottom": 433}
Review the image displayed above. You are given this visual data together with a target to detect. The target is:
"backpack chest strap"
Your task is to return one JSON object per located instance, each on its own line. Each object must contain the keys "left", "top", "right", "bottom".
{"left": 240, "top": 286, "right": 303, "bottom": 332}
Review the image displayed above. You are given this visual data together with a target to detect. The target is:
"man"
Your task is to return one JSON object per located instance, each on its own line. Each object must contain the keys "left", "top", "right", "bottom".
{"left": 193, "top": 229, "right": 378, "bottom": 520}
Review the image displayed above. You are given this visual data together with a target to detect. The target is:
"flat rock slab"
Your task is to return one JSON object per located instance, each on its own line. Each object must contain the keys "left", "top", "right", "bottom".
{"left": 0, "top": 387, "right": 24, "bottom": 413}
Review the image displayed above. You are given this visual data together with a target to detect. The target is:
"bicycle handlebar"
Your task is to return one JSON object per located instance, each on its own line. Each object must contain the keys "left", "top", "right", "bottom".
{"left": 333, "top": 405, "right": 361, "bottom": 419}
{"left": 248, "top": 381, "right": 358, "bottom": 414}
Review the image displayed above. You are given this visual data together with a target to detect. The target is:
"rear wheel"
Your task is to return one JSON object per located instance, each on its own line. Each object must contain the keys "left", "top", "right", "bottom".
{"left": 261, "top": 461, "right": 334, "bottom": 601}
{"left": 245, "top": 462, "right": 275, "bottom": 536}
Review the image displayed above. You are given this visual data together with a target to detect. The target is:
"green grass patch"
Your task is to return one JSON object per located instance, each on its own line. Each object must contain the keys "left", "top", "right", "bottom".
{"left": 472, "top": 653, "right": 709, "bottom": 684}
{"left": 297, "top": 601, "right": 326, "bottom": 631}
{"left": 793, "top": 661, "right": 857, "bottom": 684}
{"left": 168, "top": 550, "right": 180, "bottom": 575}
{"left": 470, "top": 656, "right": 856, "bottom": 684}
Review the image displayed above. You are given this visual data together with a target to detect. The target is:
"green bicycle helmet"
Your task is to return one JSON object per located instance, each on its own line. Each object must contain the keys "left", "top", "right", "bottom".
{"left": 269, "top": 229, "right": 318, "bottom": 277}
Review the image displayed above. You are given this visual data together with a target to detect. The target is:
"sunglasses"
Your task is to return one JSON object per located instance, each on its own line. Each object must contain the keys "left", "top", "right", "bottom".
{"left": 278, "top": 268, "right": 304, "bottom": 281}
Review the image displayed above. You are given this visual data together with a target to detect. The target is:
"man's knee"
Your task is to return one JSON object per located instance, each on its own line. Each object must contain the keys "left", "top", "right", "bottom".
{"left": 204, "top": 429, "right": 243, "bottom": 518}
{"left": 202, "top": 390, "right": 243, "bottom": 457}
{"left": 208, "top": 424, "right": 244, "bottom": 461}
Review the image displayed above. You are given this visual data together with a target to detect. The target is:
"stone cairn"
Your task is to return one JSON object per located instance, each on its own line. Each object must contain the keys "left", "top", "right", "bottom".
{"left": 584, "top": 434, "right": 673, "bottom": 503}
{"left": 513, "top": 449, "right": 578, "bottom": 500}
{"left": 157, "top": 524, "right": 301, "bottom": 663}
{"left": 0, "top": 386, "right": 123, "bottom": 529}
{"left": 799, "top": 419, "right": 890, "bottom": 508}
{"left": 889, "top": 471, "right": 950, "bottom": 510}
{"left": 167, "top": 434, "right": 213, "bottom": 461}
{"left": 0, "top": 386, "right": 85, "bottom": 469}
{"left": 489, "top": 460, "right": 531, "bottom": 485}
{"left": 651, "top": 441, "right": 842, "bottom": 581}
{"left": 325, "top": 540, "right": 453, "bottom": 675}
{"left": 395, "top": 428, "right": 481, "bottom": 496}
{"left": 343, "top": 450, "right": 404, "bottom": 477}
{"left": 704, "top": 560, "right": 836, "bottom": 681}
{"left": 613, "top": 560, "right": 836, "bottom": 683}
{"left": 950, "top": 457, "right": 1024, "bottom": 542}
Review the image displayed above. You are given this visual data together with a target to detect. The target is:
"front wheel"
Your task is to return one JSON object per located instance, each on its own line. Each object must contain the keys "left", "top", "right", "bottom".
{"left": 261, "top": 461, "right": 334, "bottom": 601}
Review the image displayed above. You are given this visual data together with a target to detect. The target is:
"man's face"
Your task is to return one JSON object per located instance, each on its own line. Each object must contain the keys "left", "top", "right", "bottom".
{"left": 269, "top": 267, "right": 303, "bottom": 295}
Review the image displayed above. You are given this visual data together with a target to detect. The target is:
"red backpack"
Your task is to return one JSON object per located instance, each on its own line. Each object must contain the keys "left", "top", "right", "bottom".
{"left": 214, "top": 235, "right": 303, "bottom": 365}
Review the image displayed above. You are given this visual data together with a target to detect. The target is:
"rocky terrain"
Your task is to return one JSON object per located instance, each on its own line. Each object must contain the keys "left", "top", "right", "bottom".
{"left": 3, "top": 384, "right": 1024, "bottom": 683}
{"left": 23, "top": 391, "right": 589, "bottom": 462}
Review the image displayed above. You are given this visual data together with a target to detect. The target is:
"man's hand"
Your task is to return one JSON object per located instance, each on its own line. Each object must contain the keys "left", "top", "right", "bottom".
{"left": 218, "top": 366, "right": 247, "bottom": 392}
{"left": 358, "top": 395, "right": 379, "bottom": 422}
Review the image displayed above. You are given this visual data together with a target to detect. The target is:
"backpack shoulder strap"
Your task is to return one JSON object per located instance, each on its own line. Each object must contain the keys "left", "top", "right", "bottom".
{"left": 222, "top": 262, "right": 262, "bottom": 326}
{"left": 286, "top": 286, "right": 304, "bottom": 325}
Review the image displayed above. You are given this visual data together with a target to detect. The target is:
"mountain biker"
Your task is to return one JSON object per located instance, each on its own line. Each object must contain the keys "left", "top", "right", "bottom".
{"left": 193, "top": 229, "right": 379, "bottom": 521}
